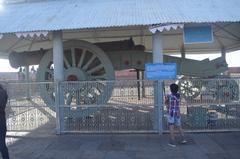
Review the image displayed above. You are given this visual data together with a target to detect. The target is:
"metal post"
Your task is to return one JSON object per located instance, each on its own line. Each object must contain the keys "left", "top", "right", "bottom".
{"left": 25, "top": 65, "right": 31, "bottom": 100}
{"left": 152, "top": 31, "right": 164, "bottom": 134}
{"left": 55, "top": 80, "right": 61, "bottom": 134}
{"left": 25, "top": 66, "right": 30, "bottom": 82}
{"left": 221, "top": 47, "right": 226, "bottom": 59}
{"left": 221, "top": 47, "right": 228, "bottom": 76}
{"left": 136, "top": 69, "right": 141, "bottom": 100}
{"left": 141, "top": 70, "right": 145, "bottom": 98}
{"left": 53, "top": 31, "right": 64, "bottom": 134}
{"left": 180, "top": 45, "right": 185, "bottom": 59}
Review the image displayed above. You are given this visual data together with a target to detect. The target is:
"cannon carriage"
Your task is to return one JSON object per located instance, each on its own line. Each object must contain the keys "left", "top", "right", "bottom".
{"left": 9, "top": 38, "right": 239, "bottom": 107}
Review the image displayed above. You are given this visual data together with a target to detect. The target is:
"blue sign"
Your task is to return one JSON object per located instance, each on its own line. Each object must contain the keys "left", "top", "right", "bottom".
{"left": 145, "top": 63, "right": 176, "bottom": 80}
{"left": 184, "top": 25, "right": 213, "bottom": 44}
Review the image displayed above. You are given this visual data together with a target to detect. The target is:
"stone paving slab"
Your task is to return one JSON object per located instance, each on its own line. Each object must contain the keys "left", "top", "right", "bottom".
{"left": 4, "top": 131, "right": 240, "bottom": 159}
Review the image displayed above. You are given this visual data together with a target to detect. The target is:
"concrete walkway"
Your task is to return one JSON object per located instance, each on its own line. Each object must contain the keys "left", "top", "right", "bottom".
{"left": 5, "top": 126, "right": 240, "bottom": 159}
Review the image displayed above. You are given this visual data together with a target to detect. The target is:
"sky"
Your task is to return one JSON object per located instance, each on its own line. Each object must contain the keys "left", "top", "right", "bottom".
{"left": 185, "top": 50, "right": 240, "bottom": 66}
{"left": 0, "top": 50, "right": 240, "bottom": 72}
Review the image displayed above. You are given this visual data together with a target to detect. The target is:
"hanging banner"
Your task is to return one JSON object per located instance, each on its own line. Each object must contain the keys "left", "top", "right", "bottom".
{"left": 184, "top": 25, "right": 213, "bottom": 44}
{"left": 145, "top": 63, "right": 176, "bottom": 80}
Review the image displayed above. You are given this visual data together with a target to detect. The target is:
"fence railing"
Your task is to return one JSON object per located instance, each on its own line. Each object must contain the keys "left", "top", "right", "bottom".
{"left": 59, "top": 80, "right": 155, "bottom": 133}
{"left": 4, "top": 78, "right": 240, "bottom": 133}
{"left": 162, "top": 104, "right": 240, "bottom": 131}
{"left": 163, "top": 78, "right": 240, "bottom": 132}
{"left": 177, "top": 78, "right": 240, "bottom": 105}
{"left": 6, "top": 82, "right": 56, "bottom": 131}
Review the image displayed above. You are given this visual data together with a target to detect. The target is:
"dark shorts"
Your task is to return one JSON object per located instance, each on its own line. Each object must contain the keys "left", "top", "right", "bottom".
{"left": 167, "top": 115, "right": 181, "bottom": 126}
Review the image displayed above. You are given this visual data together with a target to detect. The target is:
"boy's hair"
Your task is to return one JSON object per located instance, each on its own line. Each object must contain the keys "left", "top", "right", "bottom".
{"left": 170, "top": 83, "right": 179, "bottom": 94}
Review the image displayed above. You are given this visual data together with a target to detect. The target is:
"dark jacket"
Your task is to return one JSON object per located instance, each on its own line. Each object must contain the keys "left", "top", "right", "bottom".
{"left": 0, "top": 87, "right": 8, "bottom": 121}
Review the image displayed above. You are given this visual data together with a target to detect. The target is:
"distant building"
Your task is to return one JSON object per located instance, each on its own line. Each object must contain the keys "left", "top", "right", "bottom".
{"left": 115, "top": 69, "right": 137, "bottom": 80}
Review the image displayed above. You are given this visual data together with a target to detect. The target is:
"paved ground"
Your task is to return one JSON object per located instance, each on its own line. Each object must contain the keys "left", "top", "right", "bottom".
{"left": 5, "top": 123, "right": 240, "bottom": 159}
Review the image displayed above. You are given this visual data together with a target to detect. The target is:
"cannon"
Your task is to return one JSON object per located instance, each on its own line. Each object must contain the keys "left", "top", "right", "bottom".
{"left": 9, "top": 39, "right": 237, "bottom": 106}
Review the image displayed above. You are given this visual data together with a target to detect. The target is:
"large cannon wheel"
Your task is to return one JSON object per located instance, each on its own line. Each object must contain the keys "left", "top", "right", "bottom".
{"left": 37, "top": 40, "right": 115, "bottom": 107}
{"left": 179, "top": 79, "right": 202, "bottom": 100}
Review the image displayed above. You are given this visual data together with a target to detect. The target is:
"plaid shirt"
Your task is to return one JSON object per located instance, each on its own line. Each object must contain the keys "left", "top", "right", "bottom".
{"left": 166, "top": 93, "right": 180, "bottom": 117}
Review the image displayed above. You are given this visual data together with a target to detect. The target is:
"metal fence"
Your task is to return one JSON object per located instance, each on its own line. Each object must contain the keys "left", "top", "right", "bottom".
{"left": 58, "top": 80, "right": 155, "bottom": 133}
{"left": 6, "top": 82, "right": 56, "bottom": 131}
{"left": 4, "top": 78, "right": 240, "bottom": 134}
{"left": 163, "top": 78, "right": 240, "bottom": 132}
{"left": 163, "top": 104, "right": 240, "bottom": 131}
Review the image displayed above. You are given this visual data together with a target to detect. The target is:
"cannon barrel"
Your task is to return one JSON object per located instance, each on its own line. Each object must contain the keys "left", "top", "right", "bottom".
{"left": 8, "top": 39, "right": 145, "bottom": 68}
{"left": 95, "top": 38, "right": 145, "bottom": 51}
{"left": 9, "top": 49, "right": 46, "bottom": 68}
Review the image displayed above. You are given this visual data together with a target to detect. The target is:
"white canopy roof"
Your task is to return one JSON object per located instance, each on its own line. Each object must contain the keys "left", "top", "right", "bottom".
{"left": 0, "top": 0, "right": 240, "bottom": 33}
{"left": 0, "top": 0, "right": 239, "bottom": 57}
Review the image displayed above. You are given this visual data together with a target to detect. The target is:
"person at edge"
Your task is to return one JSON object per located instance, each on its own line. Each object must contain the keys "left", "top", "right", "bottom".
{"left": 0, "top": 84, "right": 9, "bottom": 159}
{"left": 165, "top": 83, "right": 187, "bottom": 147}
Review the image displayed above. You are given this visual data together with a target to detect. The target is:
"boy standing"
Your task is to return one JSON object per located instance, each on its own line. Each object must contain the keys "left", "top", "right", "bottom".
{"left": 165, "top": 83, "right": 186, "bottom": 147}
